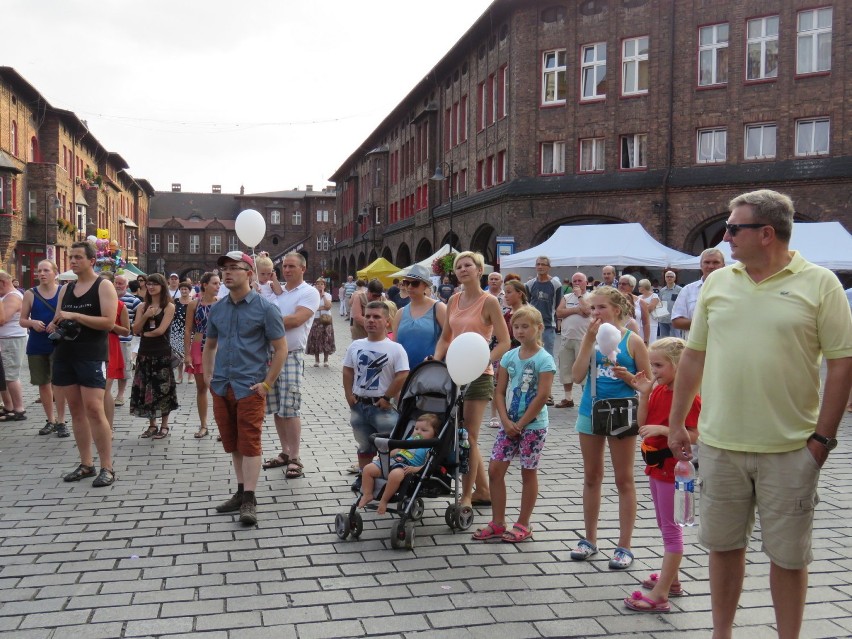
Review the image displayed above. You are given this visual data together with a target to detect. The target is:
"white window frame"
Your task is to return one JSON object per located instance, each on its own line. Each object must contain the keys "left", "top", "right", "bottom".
{"left": 620, "top": 134, "right": 647, "bottom": 169}
{"left": 744, "top": 123, "right": 777, "bottom": 160}
{"left": 149, "top": 233, "right": 160, "bottom": 253}
{"left": 166, "top": 233, "right": 179, "bottom": 254}
{"left": 189, "top": 234, "right": 200, "bottom": 254}
{"left": 0, "top": 178, "right": 4, "bottom": 211}
{"left": 323, "top": 210, "right": 329, "bottom": 222}
{"left": 28, "top": 190, "right": 36, "bottom": 217}
{"left": 581, "top": 42, "right": 607, "bottom": 100}
{"left": 696, "top": 128, "right": 727, "bottom": 164}
{"left": 797, "top": 8, "right": 832, "bottom": 75}
{"left": 228, "top": 234, "right": 239, "bottom": 252}
{"left": 270, "top": 209, "right": 281, "bottom": 224}
{"left": 698, "top": 23, "right": 729, "bottom": 86}
{"left": 316, "top": 210, "right": 323, "bottom": 222}
{"left": 540, "top": 141, "right": 566, "bottom": 175}
{"left": 209, "top": 235, "right": 222, "bottom": 254}
{"left": 501, "top": 66, "right": 509, "bottom": 117}
{"left": 316, "top": 236, "right": 323, "bottom": 251}
{"left": 541, "top": 49, "right": 567, "bottom": 105}
{"left": 746, "top": 16, "right": 779, "bottom": 80}
{"left": 579, "top": 138, "right": 605, "bottom": 172}
{"left": 292, "top": 210, "right": 301, "bottom": 225}
{"left": 621, "top": 36, "right": 649, "bottom": 95}
{"left": 795, "top": 118, "right": 829, "bottom": 156}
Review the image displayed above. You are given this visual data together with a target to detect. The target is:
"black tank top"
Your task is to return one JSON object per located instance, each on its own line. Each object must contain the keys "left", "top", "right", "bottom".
{"left": 56, "top": 278, "right": 108, "bottom": 361}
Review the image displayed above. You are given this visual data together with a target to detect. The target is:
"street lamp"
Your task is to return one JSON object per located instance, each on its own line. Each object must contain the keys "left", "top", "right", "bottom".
{"left": 430, "top": 161, "right": 454, "bottom": 247}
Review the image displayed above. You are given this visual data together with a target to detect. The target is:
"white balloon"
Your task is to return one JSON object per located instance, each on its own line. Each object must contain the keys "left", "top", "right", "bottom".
{"left": 234, "top": 209, "right": 266, "bottom": 248}
{"left": 446, "top": 333, "right": 491, "bottom": 386}
{"left": 596, "top": 323, "right": 622, "bottom": 362}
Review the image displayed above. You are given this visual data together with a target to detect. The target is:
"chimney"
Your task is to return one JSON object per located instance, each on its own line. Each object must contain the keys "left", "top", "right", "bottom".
{"left": 240, "top": 185, "right": 245, "bottom": 195}
{"left": 171, "top": 183, "right": 181, "bottom": 192}
{"left": 212, "top": 185, "right": 221, "bottom": 194}
{"left": 306, "top": 185, "right": 313, "bottom": 192}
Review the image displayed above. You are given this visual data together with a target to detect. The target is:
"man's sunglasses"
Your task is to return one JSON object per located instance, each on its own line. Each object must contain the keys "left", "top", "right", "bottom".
{"left": 725, "top": 222, "right": 767, "bottom": 237}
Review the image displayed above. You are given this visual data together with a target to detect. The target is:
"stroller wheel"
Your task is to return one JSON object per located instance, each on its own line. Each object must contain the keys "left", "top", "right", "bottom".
{"left": 445, "top": 505, "right": 458, "bottom": 530}
{"left": 457, "top": 506, "right": 475, "bottom": 531}
{"left": 404, "top": 521, "right": 416, "bottom": 550}
{"left": 334, "top": 513, "right": 351, "bottom": 540}
{"left": 390, "top": 520, "right": 406, "bottom": 550}
{"left": 410, "top": 498, "right": 425, "bottom": 522}
{"left": 351, "top": 512, "right": 364, "bottom": 539}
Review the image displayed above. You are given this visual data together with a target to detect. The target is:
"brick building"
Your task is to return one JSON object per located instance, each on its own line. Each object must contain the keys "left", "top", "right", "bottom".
{"left": 148, "top": 185, "right": 336, "bottom": 283}
{"left": 0, "top": 67, "right": 153, "bottom": 285}
{"left": 330, "top": 0, "right": 850, "bottom": 278}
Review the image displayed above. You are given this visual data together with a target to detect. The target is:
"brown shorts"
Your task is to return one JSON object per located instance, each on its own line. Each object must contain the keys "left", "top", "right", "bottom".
{"left": 211, "top": 386, "right": 266, "bottom": 457}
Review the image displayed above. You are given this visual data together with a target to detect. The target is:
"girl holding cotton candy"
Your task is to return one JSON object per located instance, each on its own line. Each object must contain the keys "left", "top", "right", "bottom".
{"left": 569, "top": 285, "right": 651, "bottom": 570}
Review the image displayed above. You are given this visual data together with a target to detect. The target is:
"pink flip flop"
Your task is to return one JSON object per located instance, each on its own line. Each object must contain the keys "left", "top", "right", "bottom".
{"left": 642, "top": 573, "right": 685, "bottom": 597}
{"left": 624, "top": 591, "right": 671, "bottom": 613}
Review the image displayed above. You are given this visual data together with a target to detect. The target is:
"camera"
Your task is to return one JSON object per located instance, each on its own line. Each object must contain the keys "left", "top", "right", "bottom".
{"left": 48, "top": 320, "right": 82, "bottom": 342}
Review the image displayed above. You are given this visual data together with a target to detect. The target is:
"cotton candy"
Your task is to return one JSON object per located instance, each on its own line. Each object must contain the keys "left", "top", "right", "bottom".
{"left": 596, "top": 323, "right": 621, "bottom": 362}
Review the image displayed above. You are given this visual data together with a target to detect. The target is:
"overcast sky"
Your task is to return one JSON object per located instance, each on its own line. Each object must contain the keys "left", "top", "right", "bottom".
{"left": 7, "top": 0, "right": 494, "bottom": 194}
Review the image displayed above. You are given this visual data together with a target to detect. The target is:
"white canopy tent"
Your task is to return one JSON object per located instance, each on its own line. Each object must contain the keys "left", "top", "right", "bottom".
{"left": 499, "top": 224, "right": 699, "bottom": 270}
{"left": 670, "top": 222, "right": 852, "bottom": 271}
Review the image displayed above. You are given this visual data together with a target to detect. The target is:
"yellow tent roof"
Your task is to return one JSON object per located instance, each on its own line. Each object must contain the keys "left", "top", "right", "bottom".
{"left": 357, "top": 257, "right": 400, "bottom": 288}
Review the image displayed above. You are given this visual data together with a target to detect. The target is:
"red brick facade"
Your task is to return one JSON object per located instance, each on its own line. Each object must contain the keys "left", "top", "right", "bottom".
{"left": 0, "top": 67, "right": 153, "bottom": 286}
{"left": 330, "top": 0, "right": 851, "bottom": 279}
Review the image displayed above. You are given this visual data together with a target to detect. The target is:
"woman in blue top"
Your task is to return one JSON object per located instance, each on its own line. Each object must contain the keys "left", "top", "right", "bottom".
{"left": 570, "top": 286, "right": 651, "bottom": 570}
{"left": 391, "top": 264, "right": 446, "bottom": 366}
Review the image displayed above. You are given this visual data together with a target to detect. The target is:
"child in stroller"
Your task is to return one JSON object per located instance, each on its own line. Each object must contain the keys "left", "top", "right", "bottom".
{"left": 358, "top": 413, "right": 440, "bottom": 514}
{"left": 335, "top": 360, "right": 474, "bottom": 549}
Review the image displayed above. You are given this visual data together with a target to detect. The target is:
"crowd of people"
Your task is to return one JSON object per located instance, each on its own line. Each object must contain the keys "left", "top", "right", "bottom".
{"left": 2, "top": 189, "right": 850, "bottom": 638}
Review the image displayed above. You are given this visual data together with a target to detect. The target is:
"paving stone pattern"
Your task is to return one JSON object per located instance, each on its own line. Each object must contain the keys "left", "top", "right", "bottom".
{"left": 1, "top": 310, "right": 850, "bottom": 638}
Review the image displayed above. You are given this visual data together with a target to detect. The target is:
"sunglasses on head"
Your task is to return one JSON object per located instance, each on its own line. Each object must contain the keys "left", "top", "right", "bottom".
{"left": 725, "top": 222, "right": 767, "bottom": 237}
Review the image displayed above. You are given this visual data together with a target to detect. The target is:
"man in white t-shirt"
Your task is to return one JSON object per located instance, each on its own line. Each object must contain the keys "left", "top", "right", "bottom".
{"left": 343, "top": 300, "right": 409, "bottom": 469}
{"left": 555, "top": 272, "right": 591, "bottom": 408}
{"left": 167, "top": 273, "right": 181, "bottom": 299}
{"left": 263, "top": 252, "right": 320, "bottom": 479}
{"left": 671, "top": 248, "right": 725, "bottom": 339}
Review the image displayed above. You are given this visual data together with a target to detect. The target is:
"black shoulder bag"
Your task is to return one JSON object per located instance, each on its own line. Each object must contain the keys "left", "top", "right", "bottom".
{"left": 590, "top": 349, "right": 639, "bottom": 439}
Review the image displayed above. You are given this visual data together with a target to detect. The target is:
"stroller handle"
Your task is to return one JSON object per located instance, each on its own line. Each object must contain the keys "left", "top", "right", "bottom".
{"left": 371, "top": 435, "right": 441, "bottom": 453}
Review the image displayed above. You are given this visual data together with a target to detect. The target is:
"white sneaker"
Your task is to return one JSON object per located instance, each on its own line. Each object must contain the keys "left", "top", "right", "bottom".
{"left": 489, "top": 417, "right": 500, "bottom": 429}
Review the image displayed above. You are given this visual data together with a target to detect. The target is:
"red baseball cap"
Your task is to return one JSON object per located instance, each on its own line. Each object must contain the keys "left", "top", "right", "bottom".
{"left": 217, "top": 251, "right": 255, "bottom": 269}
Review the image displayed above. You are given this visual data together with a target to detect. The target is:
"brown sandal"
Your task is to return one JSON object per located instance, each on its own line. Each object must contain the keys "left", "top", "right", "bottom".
{"left": 285, "top": 459, "right": 304, "bottom": 479}
{"left": 262, "top": 453, "right": 290, "bottom": 470}
{"left": 140, "top": 425, "right": 158, "bottom": 438}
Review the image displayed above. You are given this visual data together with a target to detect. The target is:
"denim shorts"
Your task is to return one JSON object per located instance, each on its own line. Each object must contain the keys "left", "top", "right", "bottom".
{"left": 52, "top": 357, "right": 106, "bottom": 389}
{"left": 350, "top": 402, "right": 398, "bottom": 456}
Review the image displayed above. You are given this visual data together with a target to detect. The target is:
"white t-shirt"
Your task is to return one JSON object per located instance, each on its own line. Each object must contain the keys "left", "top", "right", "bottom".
{"left": 257, "top": 281, "right": 278, "bottom": 304}
{"left": 671, "top": 279, "right": 704, "bottom": 322}
{"left": 315, "top": 292, "right": 332, "bottom": 319}
{"left": 343, "top": 337, "right": 410, "bottom": 398}
{"left": 560, "top": 292, "right": 591, "bottom": 341}
{"left": 274, "top": 281, "right": 321, "bottom": 351}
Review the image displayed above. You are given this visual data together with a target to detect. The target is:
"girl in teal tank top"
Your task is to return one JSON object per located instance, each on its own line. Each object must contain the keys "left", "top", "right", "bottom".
{"left": 568, "top": 286, "right": 651, "bottom": 570}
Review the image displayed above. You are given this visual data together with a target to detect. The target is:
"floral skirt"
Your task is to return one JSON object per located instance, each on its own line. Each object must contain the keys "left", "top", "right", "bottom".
{"left": 129, "top": 353, "right": 179, "bottom": 418}
{"left": 306, "top": 321, "right": 335, "bottom": 356}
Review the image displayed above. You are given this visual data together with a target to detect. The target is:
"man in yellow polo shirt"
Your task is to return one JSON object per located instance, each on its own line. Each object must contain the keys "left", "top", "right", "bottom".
{"left": 668, "top": 189, "right": 852, "bottom": 639}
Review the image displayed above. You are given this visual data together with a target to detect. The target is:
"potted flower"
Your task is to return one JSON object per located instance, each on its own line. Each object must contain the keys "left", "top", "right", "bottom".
{"left": 432, "top": 253, "right": 457, "bottom": 276}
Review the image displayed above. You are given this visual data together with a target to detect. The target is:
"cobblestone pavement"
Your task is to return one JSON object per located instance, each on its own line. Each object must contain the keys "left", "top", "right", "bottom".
{"left": 1, "top": 310, "right": 850, "bottom": 639}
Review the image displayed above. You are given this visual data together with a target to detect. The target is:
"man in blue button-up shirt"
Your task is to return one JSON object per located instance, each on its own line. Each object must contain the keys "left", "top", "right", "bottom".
{"left": 203, "top": 251, "right": 287, "bottom": 526}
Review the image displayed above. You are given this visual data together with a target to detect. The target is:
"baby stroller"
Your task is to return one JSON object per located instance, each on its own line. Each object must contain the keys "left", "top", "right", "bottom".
{"left": 334, "top": 359, "right": 476, "bottom": 549}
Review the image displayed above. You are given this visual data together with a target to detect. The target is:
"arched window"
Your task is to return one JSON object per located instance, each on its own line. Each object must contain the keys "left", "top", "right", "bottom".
{"left": 30, "top": 136, "right": 40, "bottom": 162}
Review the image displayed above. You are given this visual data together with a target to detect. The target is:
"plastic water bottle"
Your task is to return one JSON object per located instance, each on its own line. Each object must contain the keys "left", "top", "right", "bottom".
{"left": 459, "top": 428, "right": 470, "bottom": 475}
{"left": 674, "top": 460, "right": 696, "bottom": 527}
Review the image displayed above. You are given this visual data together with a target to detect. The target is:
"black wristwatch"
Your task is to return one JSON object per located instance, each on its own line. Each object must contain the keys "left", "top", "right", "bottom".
{"left": 808, "top": 433, "right": 838, "bottom": 451}
{"left": 381, "top": 395, "right": 391, "bottom": 403}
